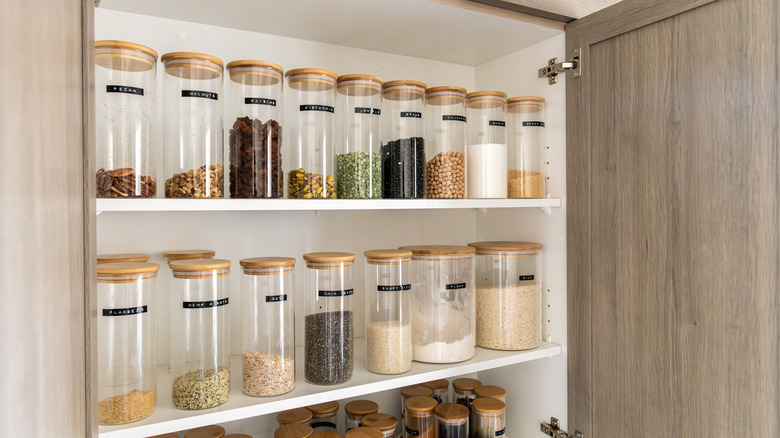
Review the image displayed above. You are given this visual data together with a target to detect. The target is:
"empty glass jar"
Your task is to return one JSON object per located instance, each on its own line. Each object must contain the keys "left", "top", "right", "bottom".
{"left": 424, "top": 86, "right": 467, "bottom": 199}
{"left": 381, "top": 80, "right": 427, "bottom": 198}
{"left": 465, "top": 91, "right": 507, "bottom": 198}
{"left": 507, "top": 96, "right": 546, "bottom": 198}
{"left": 469, "top": 398, "right": 506, "bottom": 438}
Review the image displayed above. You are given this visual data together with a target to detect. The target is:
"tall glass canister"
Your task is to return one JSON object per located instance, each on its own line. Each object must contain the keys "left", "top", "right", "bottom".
{"left": 226, "top": 60, "right": 284, "bottom": 198}
{"left": 507, "top": 96, "right": 546, "bottom": 198}
{"left": 286, "top": 68, "right": 338, "bottom": 199}
{"left": 336, "top": 74, "right": 384, "bottom": 199}
{"left": 161, "top": 52, "right": 224, "bottom": 198}
{"left": 169, "top": 259, "right": 231, "bottom": 410}
{"left": 465, "top": 91, "right": 507, "bottom": 198}
{"left": 97, "top": 262, "right": 159, "bottom": 424}
{"left": 381, "top": 80, "right": 427, "bottom": 198}
{"left": 95, "top": 41, "right": 158, "bottom": 198}
{"left": 364, "top": 249, "right": 413, "bottom": 375}
{"left": 303, "top": 252, "right": 355, "bottom": 384}
{"left": 424, "top": 86, "right": 467, "bottom": 199}
{"left": 239, "top": 257, "right": 296, "bottom": 396}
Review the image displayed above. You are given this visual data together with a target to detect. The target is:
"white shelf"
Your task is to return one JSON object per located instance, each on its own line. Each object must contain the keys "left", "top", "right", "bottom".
{"left": 98, "top": 341, "right": 562, "bottom": 438}
{"left": 96, "top": 198, "right": 561, "bottom": 213}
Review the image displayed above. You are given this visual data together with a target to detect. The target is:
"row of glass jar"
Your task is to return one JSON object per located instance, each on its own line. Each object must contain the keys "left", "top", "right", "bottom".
{"left": 95, "top": 40, "right": 546, "bottom": 200}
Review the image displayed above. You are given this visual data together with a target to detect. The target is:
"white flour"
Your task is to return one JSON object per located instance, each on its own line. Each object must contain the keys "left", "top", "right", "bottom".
{"left": 466, "top": 143, "right": 507, "bottom": 198}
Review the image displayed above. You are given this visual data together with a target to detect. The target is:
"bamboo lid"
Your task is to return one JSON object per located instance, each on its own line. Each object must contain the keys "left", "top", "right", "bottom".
{"left": 467, "top": 241, "right": 542, "bottom": 252}
{"left": 404, "top": 396, "right": 437, "bottom": 414}
{"left": 226, "top": 59, "right": 283, "bottom": 73}
{"left": 164, "top": 249, "right": 216, "bottom": 261}
{"left": 401, "top": 385, "right": 433, "bottom": 399}
{"left": 364, "top": 249, "right": 412, "bottom": 261}
{"left": 184, "top": 425, "right": 226, "bottom": 438}
{"left": 345, "top": 400, "right": 379, "bottom": 416}
{"left": 507, "top": 96, "right": 545, "bottom": 103}
{"left": 274, "top": 424, "right": 313, "bottom": 438}
{"left": 95, "top": 40, "right": 158, "bottom": 58}
{"left": 306, "top": 400, "right": 339, "bottom": 414}
{"left": 169, "top": 258, "right": 231, "bottom": 272}
{"left": 475, "top": 385, "right": 507, "bottom": 399}
{"left": 425, "top": 86, "right": 467, "bottom": 106}
{"left": 240, "top": 257, "right": 296, "bottom": 268}
{"left": 421, "top": 379, "right": 449, "bottom": 390}
{"left": 466, "top": 91, "right": 507, "bottom": 109}
{"left": 303, "top": 252, "right": 355, "bottom": 264}
{"left": 345, "top": 427, "right": 383, "bottom": 438}
{"left": 452, "top": 377, "right": 482, "bottom": 391}
{"left": 225, "top": 435, "right": 254, "bottom": 438}
{"left": 426, "top": 86, "right": 467, "bottom": 95}
{"left": 227, "top": 60, "right": 283, "bottom": 86}
{"left": 383, "top": 80, "right": 426, "bottom": 101}
{"left": 434, "top": 403, "right": 469, "bottom": 420}
{"left": 362, "top": 413, "right": 398, "bottom": 430}
{"left": 311, "top": 433, "right": 342, "bottom": 438}
{"left": 398, "top": 245, "right": 476, "bottom": 255}
{"left": 95, "top": 40, "right": 157, "bottom": 72}
{"left": 97, "top": 253, "right": 150, "bottom": 263}
{"left": 471, "top": 397, "right": 506, "bottom": 414}
{"left": 97, "top": 262, "right": 160, "bottom": 276}
{"left": 161, "top": 52, "right": 224, "bottom": 80}
{"left": 337, "top": 74, "right": 384, "bottom": 96}
{"left": 286, "top": 68, "right": 337, "bottom": 91}
{"left": 277, "top": 407, "right": 314, "bottom": 424}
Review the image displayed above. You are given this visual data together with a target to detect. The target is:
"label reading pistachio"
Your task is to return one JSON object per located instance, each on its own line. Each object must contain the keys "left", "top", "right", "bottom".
{"left": 300, "top": 104, "right": 334, "bottom": 113}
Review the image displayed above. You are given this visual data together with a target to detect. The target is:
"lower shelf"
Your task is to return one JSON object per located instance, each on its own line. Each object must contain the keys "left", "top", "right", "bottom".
{"left": 98, "top": 340, "right": 562, "bottom": 438}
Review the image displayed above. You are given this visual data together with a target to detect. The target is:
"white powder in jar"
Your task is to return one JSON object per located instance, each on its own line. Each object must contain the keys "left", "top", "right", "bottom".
{"left": 466, "top": 143, "right": 508, "bottom": 198}
{"left": 413, "top": 333, "right": 476, "bottom": 363}
{"left": 476, "top": 282, "right": 541, "bottom": 350}
{"left": 366, "top": 320, "right": 412, "bottom": 374}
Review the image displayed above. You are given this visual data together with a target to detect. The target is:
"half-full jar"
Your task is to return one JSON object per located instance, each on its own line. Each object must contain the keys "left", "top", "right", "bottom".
{"left": 424, "top": 86, "right": 467, "bottom": 199}
{"left": 303, "top": 252, "right": 355, "bottom": 384}
{"left": 507, "top": 96, "right": 546, "bottom": 198}
{"left": 362, "top": 413, "right": 398, "bottom": 438}
{"left": 97, "top": 262, "right": 160, "bottom": 424}
{"left": 336, "top": 75, "right": 384, "bottom": 199}
{"left": 421, "top": 379, "right": 450, "bottom": 404}
{"left": 452, "top": 378, "right": 481, "bottom": 410}
{"left": 404, "top": 396, "right": 437, "bottom": 438}
{"left": 345, "top": 400, "right": 379, "bottom": 431}
{"left": 469, "top": 398, "right": 506, "bottom": 438}
{"left": 307, "top": 401, "right": 340, "bottom": 433}
{"left": 434, "top": 403, "right": 469, "bottom": 438}
{"left": 95, "top": 41, "right": 158, "bottom": 198}
{"left": 286, "top": 68, "right": 338, "bottom": 198}
{"left": 381, "top": 80, "right": 427, "bottom": 198}
{"left": 468, "top": 241, "right": 542, "bottom": 350}
{"left": 465, "top": 91, "right": 507, "bottom": 198}
{"left": 162, "top": 52, "right": 224, "bottom": 198}
{"left": 239, "top": 257, "right": 296, "bottom": 396}
{"left": 398, "top": 245, "right": 476, "bottom": 363}
{"left": 169, "top": 259, "right": 231, "bottom": 410}
{"left": 226, "top": 60, "right": 285, "bottom": 198}
{"left": 364, "top": 249, "right": 413, "bottom": 374}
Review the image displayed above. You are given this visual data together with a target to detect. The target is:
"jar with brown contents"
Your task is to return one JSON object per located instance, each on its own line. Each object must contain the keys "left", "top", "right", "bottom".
{"left": 506, "top": 96, "right": 546, "bottom": 198}
{"left": 404, "top": 396, "right": 437, "bottom": 438}
{"left": 424, "top": 86, "right": 467, "bottom": 198}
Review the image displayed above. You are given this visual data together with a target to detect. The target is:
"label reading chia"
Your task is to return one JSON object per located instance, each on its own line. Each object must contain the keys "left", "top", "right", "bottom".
{"left": 265, "top": 294, "right": 288, "bottom": 303}
{"left": 519, "top": 275, "right": 535, "bottom": 281}
{"left": 446, "top": 282, "right": 467, "bottom": 290}
{"left": 406, "top": 427, "right": 420, "bottom": 436}
{"left": 522, "top": 121, "right": 545, "bottom": 127}
{"left": 489, "top": 120, "right": 506, "bottom": 127}
{"left": 377, "top": 284, "right": 412, "bottom": 292}
{"left": 401, "top": 111, "right": 422, "bottom": 118}
{"left": 355, "top": 107, "right": 381, "bottom": 115}
{"left": 106, "top": 85, "right": 143, "bottom": 96}
{"left": 443, "top": 115, "right": 467, "bottom": 122}
{"left": 102, "top": 305, "right": 147, "bottom": 317}
{"left": 318, "top": 289, "right": 354, "bottom": 297}
{"left": 300, "top": 104, "right": 334, "bottom": 113}
{"left": 245, "top": 97, "right": 276, "bottom": 106}
{"left": 181, "top": 90, "right": 218, "bottom": 100}
{"left": 182, "top": 298, "right": 228, "bottom": 309}
{"left": 495, "top": 428, "right": 506, "bottom": 436}
{"left": 311, "top": 422, "right": 337, "bottom": 429}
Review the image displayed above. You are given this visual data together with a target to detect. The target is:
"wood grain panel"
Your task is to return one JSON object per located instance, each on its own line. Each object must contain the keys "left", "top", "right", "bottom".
{"left": 568, "top": 0, "right": 778, "bottom": 436}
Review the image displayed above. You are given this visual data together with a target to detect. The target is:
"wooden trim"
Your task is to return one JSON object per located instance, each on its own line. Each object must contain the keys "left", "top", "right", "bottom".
{"left": 428, "top": 0, "right": 569, "bottom": 30}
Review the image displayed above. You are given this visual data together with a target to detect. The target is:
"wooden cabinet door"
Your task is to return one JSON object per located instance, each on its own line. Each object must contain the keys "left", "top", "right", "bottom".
{"left": 567, "top": 0, "right": 779, "bottom": 436}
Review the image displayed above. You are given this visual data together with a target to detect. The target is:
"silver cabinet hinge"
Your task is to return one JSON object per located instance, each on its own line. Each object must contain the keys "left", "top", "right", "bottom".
{"left": 538, "top": 47, "right": 581, "bottom": 85}
{"left": 540, "top": 417, "right": 584, "bottom": 438}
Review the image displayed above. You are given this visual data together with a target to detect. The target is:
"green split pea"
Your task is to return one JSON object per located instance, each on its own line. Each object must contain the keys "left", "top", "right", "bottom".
{"left": 336, "top": 151, "right": 382, "bottom": 199}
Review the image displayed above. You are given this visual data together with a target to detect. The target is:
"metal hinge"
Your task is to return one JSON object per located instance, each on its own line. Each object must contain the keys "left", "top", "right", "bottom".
{"left": 538, "top": 47, "right": 581, "bottom": 85}
{"left": 540, "top": 417, "right": 584, "bottom": 438}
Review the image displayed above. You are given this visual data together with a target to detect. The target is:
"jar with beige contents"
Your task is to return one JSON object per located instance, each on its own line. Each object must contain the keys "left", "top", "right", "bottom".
{"left": 506, "top": 96, "right": 546, "bottom": 198}
{"left": 424, "top": 86, "right": 467, "bottom": 198}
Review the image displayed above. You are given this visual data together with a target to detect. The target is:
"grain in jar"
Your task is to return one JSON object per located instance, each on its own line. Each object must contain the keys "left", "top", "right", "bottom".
{"left": 278, "top": 407, "right": 314, "bottom": 426}
{"left": 381, "top": 81, "right": 427, "bottom": 198}
{"left": 421, "top": 379, "right": 450, "bottom": 404}
{"left": 307, "top": 401, "right": 340, "bottom": 433}
{"left": 506, "top": 96, "right": 546, "bottom": 198}
{"left": 434, "top": 403, "right": 469, "bottom": 438}
{"left": 465, "top": 91, "right": 507, "bottom": 198}
{"left": 452, "top": 378, "right": 481, "bottom": 410}
{"left": 469, "top": 398, "right": 506, "bottom": 438}
{"left": 404, "top": 396, "right": 437, "bottom": 438}
{"left": 345, "top": 400, "right": 379, "bottom": 431}
{"left": 362, "top": 413, "right": 398, "bottom": 438}
{"left": 424, "top": 86, "right": 467, "bottom": 199}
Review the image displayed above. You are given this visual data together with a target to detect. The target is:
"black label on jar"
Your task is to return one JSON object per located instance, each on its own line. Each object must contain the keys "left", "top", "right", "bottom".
{"left": 182, "top": 298, "right": 228, "bottom": 309}
{"left": 182, "top": 90, "right": 218, "bottom": 100}
{"left": 495, "top": 428, "right": 506, "bottom": 436}
{"left": 401, "top": 111, "right": 422, "bottom": 118}
{"left": 355, "top": 107, "right": 381, "bottom": 115}
{"left": 265, "top": 294, "right": 287, "bottom": 302}
{"left": 489, "top": 120, "right": 506, "bottom": 127}
{"left": 106, "top": 85, "right": 144, "bottom": 96}
{"left": 311, "top": 421, "right": 337, "bottom": 429}
{"left": 102, "top": 305, "right": 147, "bottom": 316}
{"left": 522, "top": 121, "right": 545, "bottom": 127}
{"left": 519, "top": 275, "right": 535, "bottom": 281}
{"left": 406, "top": 427, "right": 420, "bottom": 436}
{"left": 443, "top": 115, "right": 467, "bottom": 122}
{"left": 318, "top": 289, "right": 354, "bottom": 297}
{"left": 446, "top": 282, "right": 467, "bottom": 290}
{"left": 245, "top": 97, "right": 276, "bottom": 106}
{"left": 377, "top": 284, "right": 412, "bottom": 292}
{"left": 300, "top": 104, "right": 334, "bottom": 113}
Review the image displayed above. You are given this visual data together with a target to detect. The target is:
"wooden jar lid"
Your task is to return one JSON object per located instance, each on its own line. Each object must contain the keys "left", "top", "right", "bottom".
{"left": 345, "top": 427, "right": 383, "bottom": 438}
{"left": 161, "top": 52, "right": 224, "bottom": 80}
{"left": 467, "top": 241, "right": 542, "bottom": 252}
{"left": 471, "top": 397, "right": 506, "bottom": 414}
{"left": 383, "top": 80, "right": 426, "bottom": 101}
{"left": 421, "top": 379, "right": 450, "bottom": 390}
{"left": 364, "top": 249, "right": 412, "bottom": 264}
{"left": 452, "top": 377, "right": 482, "bottom": 391}
{"left": 401, "top": 385, "right": 433, "bottom": 399}
{"left": 184, "top": 425, "right": 226, "bottom": 438}
{"left": 337, "top": 74, "right": 384, "bottom": 96}
{"left": 306, "top": 400, "right": 339, "bottom": 414}
{"left": 303, "top": 252, "right": 355, "bottom": 264}
{"left": 434, "top": 402, "right": 469, "bottom": 420}
{"left": 277, "top": 407, "right": 314, "bottom": 424}
{"left": 399, "top": 245, "right": 476, "bottom": 255}
{"left": 311, "top": 433, "right": 342, "bottom": 438}
{"left": 97, "top": 262, "right": 160, "bottom": 275}
{"left": 97, "top": 253, "right": 150, "bottom": 263}
{"left": 362, "top": 413, "right": 398, "bottom": 430}
{"left": 169, "top": 258, "right": 231, "bottom": 272}
{"left": 286, "top": 68, "right": 337, "bottom": 91}
{"left": 274, "top": 424, "right": 313, "bottom": 438}
{"left": 507, "top": 96, "right": 545, "bottom": 103}
{"left": 224, "top": 435, "right": 255, "bottom": 438}
{"left": 475, "top": 385, "right": 507, "bottom": 399}
{"left": 226, "top": 60, "right": 283, "bottom": 85}
{"left": 404, "top": 396, "right": 437, "bottom": 414}
{"left": 240, "top": 257, "right": 296, "bottom": 268}
{"left": 163, "top": 249, "right": 216, "bottom": 260}
{"left": 95, "top": 40, "right": 157, "bottom": 72}
{"left": 466, "top": 91, "right": 507, "bottom": 109}
{"left": 345, "top": 399, "right": 379, "bottom": 415}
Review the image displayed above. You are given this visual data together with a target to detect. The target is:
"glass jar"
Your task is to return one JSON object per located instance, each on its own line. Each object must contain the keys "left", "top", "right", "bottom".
{"left": 362, "top": 413, "right": 398, "bottom": 438}
{"left": 286, "top": 68, "right": 338, "bottom": 199}
{"left": 421, "top": 379, "right": 450, "bottom": 404}
{"left": 434, "top": 403, "right": 469, "bottom": 438}
{"left": 97, "top": 262, "right": 159, "bottom": 424}
{"left": 95, "top": 41, "right": 158, "bottom": 199}
{"left": 364, "top": 249, "right": 413, "bottom": 375}
{"left": 474, "top": 385, "right": 506, "bottom": 403}
{"left": 278, "top": 407, "right": 314, "bottom": 427}
{"left": 168, "top": 259, "right": 231, "bottom": 410}
{"left": 303, "top": 252, "right": 355, "bottom": 384}
{"left": 398, "top": 245, "right": 476, "bottom": 363}
{"left": 275, "top": 424, "right": 314, "bottom": 438}
{"left": 345, "top": 400, "right": 379, "bottom": 431}
{"left": 404, "top": 396, "right": 437, "bottom": 438}
{"left": 184, "top": 425, "right": 226, "bottom": 438}
{"left": 336, "top": 74, "right": 384, "bottom": 199}
{"left": 239, "top": 257, "right": 296, "bottom": 396}
{"left": 163, "top": 249, "right": 216, "bottom": 265}
{"left": 226, "top": 60, "right": 285, "bottom": 198}
{"left": 161, "top": 52, "right": 224, "bottom": 198}
{"left": 97, "top": 253, "right": 150, "bottom": 264}
{"left": 452, "top": 378, "right": 481, "bottom": 410}
{"left": 400, "top": 385, "right": 433, "bottom": 425}
{"left": 424, "top": 86, "right": 467, "bottom": 199}
{"left": 468, "top": 241, "right": 542, "bottom": 350}
{"left": 469, "top": 398, "right": 506, "bottom": 438}
{"left": 465, "top": 91, "right": 507, "bottom": 199}
{"left": 346, "top": 427, "right": 384, "bottom": 438}
{"left": 307, "top": 401, "right": 339, "bottom": 433}
{"left": 381, "top": 80, "right": 427, "bottom": 198}
{"left": 506, "top": 96, "right": 546, "bottom": 198}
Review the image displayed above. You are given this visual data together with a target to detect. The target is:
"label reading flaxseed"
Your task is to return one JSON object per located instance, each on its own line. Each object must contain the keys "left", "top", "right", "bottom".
{"left": 318, "top": 289, "right": 354, "bottom": 297}
{"left": 102, "top": 305, "right": 147, "bottom": 316}
{"left": 377, "top": 284, "right": 412, "bottom": 292}
{"left": 519, "top": 275, "right": 535, "bottom": 281}
{"left": 106, "top": 85, "right": 143, "bottom": 96}
{"left": 265, "top": 294, "right": 287, "bottom": 302}
{"left": 182, "top": 298, "right": 228, "bottom": 309}
{"left": 245, "top": 97, "right": 276, "bottom": 106}
{"left": 446, "top": 282, "right": 467, "bottom": 290}
{"left": 181, "top": 90, "right": 218, "bottom": 100}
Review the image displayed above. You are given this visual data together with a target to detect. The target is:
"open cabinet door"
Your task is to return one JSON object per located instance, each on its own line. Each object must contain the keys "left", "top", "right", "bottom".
{"left": 566, "top": 0, "right": 779, "bottom": 436}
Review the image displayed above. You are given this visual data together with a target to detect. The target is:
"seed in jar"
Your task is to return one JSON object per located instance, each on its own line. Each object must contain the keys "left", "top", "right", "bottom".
{"left": 242, "top": 351, "right": 295, "bottom": 396}
{"left": 336, "top": 151, "right": 382, "bottom": 199}
{"left": 366, "top": 320, "right": 412, "bottom": 374}
{"left": 97, "top": 389, "right": 156, "bottom": 424}
{"left": 165, "top": 164, "right": 224, "bottom": 198}
{"left": 304, "top": 310, "right": 353, "bottom": 384}
{"left": 425, "top": 151, "right": 465, "bottom": 199}
{"left": 171, "top": 366, "right": 230, "bottom": 410}
{"left": 229, "top": 117, "right": 283, "bottom": 198}
{"left": 476, "top": 281, "right": 541, "bottom": 350}
{"left": 507, "top": 169, "right": 544, "bottom": 198}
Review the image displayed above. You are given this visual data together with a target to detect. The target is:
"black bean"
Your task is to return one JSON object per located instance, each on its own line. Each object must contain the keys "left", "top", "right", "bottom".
{"left": 381, "top": 137, "right": 425, "bottom": 198}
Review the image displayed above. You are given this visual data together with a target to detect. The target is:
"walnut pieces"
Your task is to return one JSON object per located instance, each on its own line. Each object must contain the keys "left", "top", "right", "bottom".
{"left": 165, "top": 164, "right": 224, "bottom": 198}
{"left": 96, "top": 167, "right": 156, "bottom": 198}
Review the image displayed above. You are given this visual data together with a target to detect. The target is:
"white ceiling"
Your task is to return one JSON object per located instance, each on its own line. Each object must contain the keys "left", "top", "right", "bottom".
{"left": 500, "top": 0, "right": 622, "bottom": 19}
